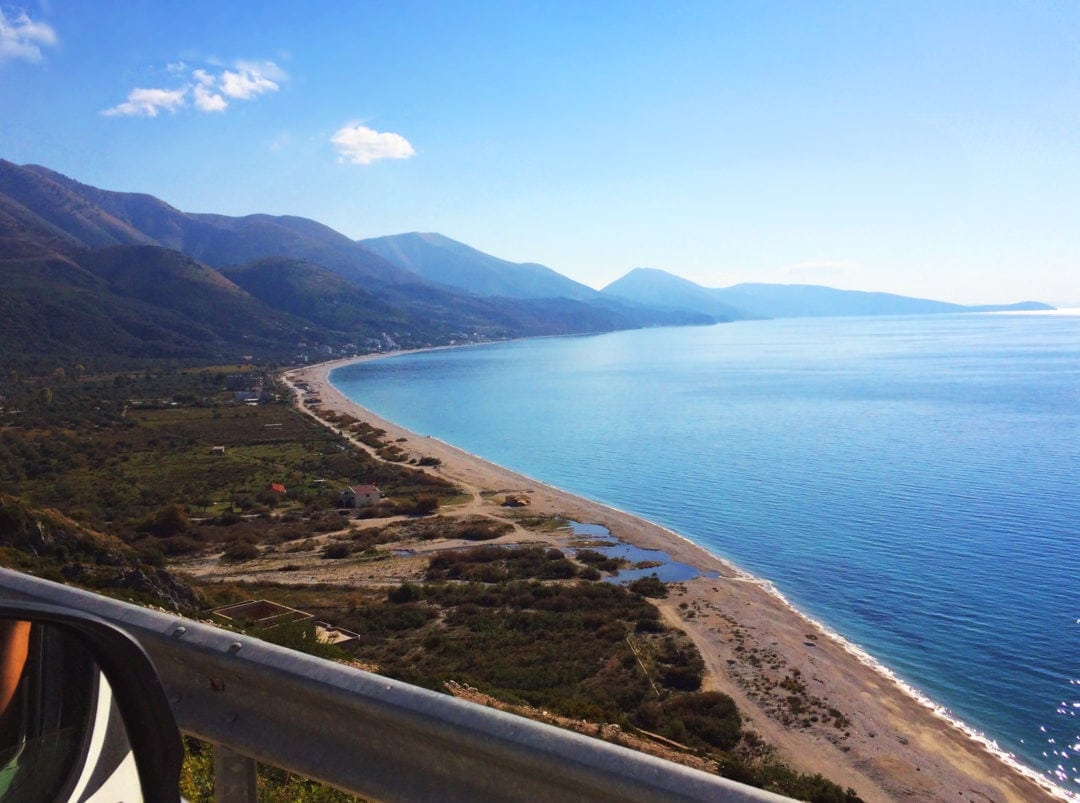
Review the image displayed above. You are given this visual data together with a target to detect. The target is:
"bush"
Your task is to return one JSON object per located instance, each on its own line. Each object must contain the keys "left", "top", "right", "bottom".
{"left": 222, "top": 540, "right": 259, "bottom": 561}
{"left": 575, "top": 549, "right": 624, "bottom": 573}
{"left": 141, "top": 503, "right": 190, "bottom": 537}
{"left": 321, "top": 543, "right": 351, "bottom": 559}
{"left": 627, "top": 574, "right": 668, "bottom": 598}
{"left": 388, "top": 582, "right": 423, "bottom": 603}
{"left": 634, "top": 692, "right": 741, "bottom": 750}
{"left": 538, "top": 557, "right": 578, "bottom": 579}
{"left": 456, "top": 521, "right": 510, "bottom": 541}
{"left": 355, "top": 500, "right": 396, "bottom": 519}
{"left": 634, "top": 616, "right": 664, "bottom": 633}
{"left": 405, "top": 495, "right": 439, "bottom": 516}
{"left": 134, "top": 542, "right": 166, "bottom": 567}
{"left": 158, "top": 535, "right": 205, "bottom": 556}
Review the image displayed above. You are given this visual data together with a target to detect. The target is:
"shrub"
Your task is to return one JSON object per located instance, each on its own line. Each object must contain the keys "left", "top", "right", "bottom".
{"left": 538, "top": 558, "right": 578, "bottom": 579}
{"left": 627, "top": 574, "right": 668, "bottom": 598}
{"left": 222, "top": 540, "right": 259, "bottom": 561}
{"left": 575, "top": 549, "right": 624, "bottom": 573}
{"left": 634, "top": 692, "right": 741, "bottom": 750}
{"left": 456, "top": 521, "right": 510, "bottom": 541}
{"left": 321, "top": 543, "right": 351, "bottom": 559}
{"left": 134, "top": 542, "right": 166, "bottom": 567}
{"left": 387, "top": 582, "right": 423, "bottom": 603}
{"left": 661, "top": 665, "right": 704, "bottom": 691}
{"left": 141, "top": 503, "right": 190, "bottom": 537}
{"left": 634, "top": 616, "right": 664, "bottom": 633}
{"left": 405, "top": 495, "right": 439, "bottom": 516}
{"left": 158, "top": 535, "right": 205, "bottom": 556}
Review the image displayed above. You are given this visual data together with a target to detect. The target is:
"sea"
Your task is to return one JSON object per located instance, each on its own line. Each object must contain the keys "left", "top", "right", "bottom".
{"left": 331, "top": 311, "right": 1080, "bottom": 797}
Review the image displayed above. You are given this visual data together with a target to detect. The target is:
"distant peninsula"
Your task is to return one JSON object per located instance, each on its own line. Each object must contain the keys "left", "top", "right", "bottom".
{"left": 602, "top": 267, "right": 1053, "bottom": 321}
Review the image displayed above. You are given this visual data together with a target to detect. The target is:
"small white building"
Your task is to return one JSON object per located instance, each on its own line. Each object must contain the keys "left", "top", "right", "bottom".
{"left": 339, "top": 484, "right": 381, "bottom": 508}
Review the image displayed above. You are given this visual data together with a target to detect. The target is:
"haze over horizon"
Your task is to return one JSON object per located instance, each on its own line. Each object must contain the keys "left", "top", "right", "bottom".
{"left": 2, "top": 2, "right": 1078, "bottom": 306}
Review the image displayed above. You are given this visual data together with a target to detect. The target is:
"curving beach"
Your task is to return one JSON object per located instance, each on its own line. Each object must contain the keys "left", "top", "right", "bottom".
{"left": 286, "top": 355, "right": 1068, "bottom": 803}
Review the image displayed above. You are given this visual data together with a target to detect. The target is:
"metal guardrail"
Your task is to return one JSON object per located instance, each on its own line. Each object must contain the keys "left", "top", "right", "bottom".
{"left": 0, "top": 568, "right": 792, "bottom": 802}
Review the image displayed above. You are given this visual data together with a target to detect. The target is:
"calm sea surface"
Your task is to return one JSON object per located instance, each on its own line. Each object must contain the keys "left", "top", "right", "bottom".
{"left": 332, "top": 312, "right": 1080, "bottom": 794}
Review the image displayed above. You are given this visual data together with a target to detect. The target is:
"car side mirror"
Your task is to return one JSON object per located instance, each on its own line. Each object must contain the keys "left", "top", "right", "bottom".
{"left": 0, "top": 602, "right": 182, "bottom": 802}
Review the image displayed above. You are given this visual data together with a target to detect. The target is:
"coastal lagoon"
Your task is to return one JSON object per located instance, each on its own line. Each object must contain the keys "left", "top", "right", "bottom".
{"left": 332, "top": 312, "right": 1080, "bottom": 795}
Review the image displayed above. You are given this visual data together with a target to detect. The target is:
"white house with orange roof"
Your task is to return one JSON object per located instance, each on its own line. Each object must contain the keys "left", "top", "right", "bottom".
{"left": 339, "top": 484, "right": 381, "bottom": 508}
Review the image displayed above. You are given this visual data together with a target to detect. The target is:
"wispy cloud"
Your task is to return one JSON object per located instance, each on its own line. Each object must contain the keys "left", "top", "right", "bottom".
{"left": 192, "top": 83, "right": 226, "bottom": 112}
{"left": 0, "top": 9, "right": 57, "bottom": 63}
{"left": 268, "top": 131, "right": 293, "bottom": 152}
{"left": 220, "top": 61, "right": 282, "bottom": 99}
{"left": 102, "top": 59, "right": 285, "bottom": 117}
{"left": 190, "top": 69, "right": 225, "bottom": 112}
{"left": 101, "top": 87, "right": 187, "bottom": 118}
{"left": 332, "top": 123, "right": 416, "bottom": 165}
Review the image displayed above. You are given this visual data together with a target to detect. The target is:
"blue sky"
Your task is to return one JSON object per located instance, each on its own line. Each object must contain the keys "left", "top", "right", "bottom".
{"left": 2, "top": 1, "right": 1078, "bottom": 305}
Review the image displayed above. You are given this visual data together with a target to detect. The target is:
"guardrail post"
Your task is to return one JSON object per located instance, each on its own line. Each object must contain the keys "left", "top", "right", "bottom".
{"left": 214, "top": 744, "right": 258, "bottom": 803}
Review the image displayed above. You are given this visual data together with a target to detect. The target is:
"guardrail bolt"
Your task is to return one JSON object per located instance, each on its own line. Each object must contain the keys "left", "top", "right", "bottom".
{"left": 172, "top": 626, "right": 186, "bottom": 638}
{"left": 228, "top": 641, "right": 242, "bottom": 654}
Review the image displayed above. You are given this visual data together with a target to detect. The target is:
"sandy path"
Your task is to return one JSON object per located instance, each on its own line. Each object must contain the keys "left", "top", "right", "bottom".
{"left": 274, "top": 357, "right": 1067, "bottom": 803}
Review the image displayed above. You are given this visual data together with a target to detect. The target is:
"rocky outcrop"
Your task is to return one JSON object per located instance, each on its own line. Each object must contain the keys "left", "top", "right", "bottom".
{"left": 0, "top": 494, "right": 200, "bottom": 612}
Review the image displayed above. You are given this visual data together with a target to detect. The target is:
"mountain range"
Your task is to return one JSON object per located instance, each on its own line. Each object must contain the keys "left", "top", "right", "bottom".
{"left": 601, "top": 268, "right": 1051, "bottom": 320}
{"left": 0, "top": 160, "right": 1052, "bottom": 373}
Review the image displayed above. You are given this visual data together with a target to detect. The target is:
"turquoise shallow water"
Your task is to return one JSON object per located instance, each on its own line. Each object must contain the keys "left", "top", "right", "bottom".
{"left": 332, "top": 312, "right": 1080, "bottom": 794}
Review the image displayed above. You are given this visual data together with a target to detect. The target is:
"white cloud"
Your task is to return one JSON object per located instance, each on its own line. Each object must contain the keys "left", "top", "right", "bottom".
{"left": 220, "top": 63, "right": 279, "bottom": 99}
{"left": 103, "top": 59, "right": 285, "bottom": 118}
{"left": 102, "top": 86, "right": 188, "bottom": 117}
{"left": 0, "top": 9, "right": 57, "bottom": 63}
{"left": 332, "top": 123, "right": 416, "bottom": 165}
{"left": 193, "top": 83, "right": 227, "bottom": 112}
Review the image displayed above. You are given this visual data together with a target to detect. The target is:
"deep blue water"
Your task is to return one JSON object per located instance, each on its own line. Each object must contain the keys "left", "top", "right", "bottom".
{"left": 332, "top": 313, "right": 1080, "bottom": 794}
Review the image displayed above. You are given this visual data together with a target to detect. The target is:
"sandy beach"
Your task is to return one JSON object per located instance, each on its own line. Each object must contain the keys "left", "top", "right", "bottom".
{"left": 276, "top": 355, "right": 1066, "bottom": 803}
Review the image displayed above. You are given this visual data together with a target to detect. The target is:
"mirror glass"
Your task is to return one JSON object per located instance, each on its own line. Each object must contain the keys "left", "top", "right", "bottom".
{"left": 0, "top": 619, "right": 142, "bottom": 803}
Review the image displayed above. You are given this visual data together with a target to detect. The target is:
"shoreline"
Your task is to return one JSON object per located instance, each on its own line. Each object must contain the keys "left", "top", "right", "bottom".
{"left": 285, "top": 353, "right": 1071, "bottom": 803}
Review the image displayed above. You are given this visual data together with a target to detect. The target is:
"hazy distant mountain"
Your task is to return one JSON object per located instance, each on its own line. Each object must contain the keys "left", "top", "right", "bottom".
{"left": 602, "top": 268, "right": 757, "bottom": 320}
{"left": 603, "top": 267, "right": 1054, "bottom": 319}
{"left": 11, "top": 158, "right": 1046, "bottom": 377}
{"left": 717, "top": 283, "right": 971, "bottom": 317}
{"left": 360, "top": 232, "right": 600, "bottom": 300}
{"left": 0, "top": 161, "right": 714, "bottom": 372}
